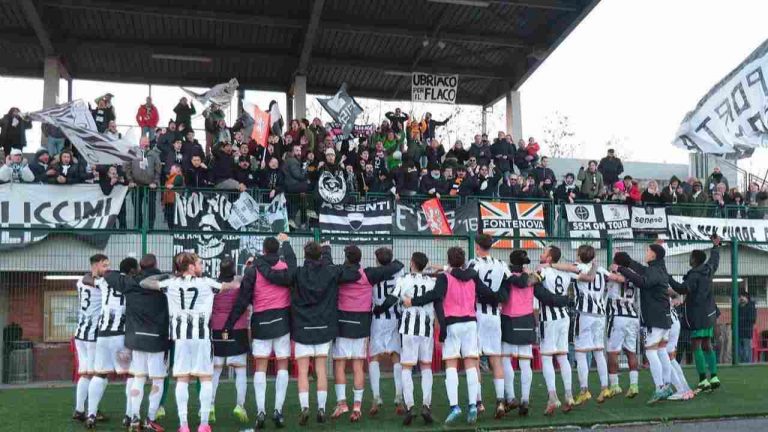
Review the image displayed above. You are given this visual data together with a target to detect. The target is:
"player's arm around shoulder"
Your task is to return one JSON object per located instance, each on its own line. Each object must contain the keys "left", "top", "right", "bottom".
{"left": 140, "top": 273, "right": 170, "bottom": 290}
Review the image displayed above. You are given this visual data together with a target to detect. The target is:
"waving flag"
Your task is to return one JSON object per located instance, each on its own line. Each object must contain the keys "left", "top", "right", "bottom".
{"left": 317, "top": 83, "right": 363, "bottom": 139}
{"left": 421, "top": 198, "right": 452, "bottom": 235}
{"left": 250, "top": 106, "right": 271, "bottom": 147}
{"left": 181, "top": 78, "right": 239, "bottom": 108}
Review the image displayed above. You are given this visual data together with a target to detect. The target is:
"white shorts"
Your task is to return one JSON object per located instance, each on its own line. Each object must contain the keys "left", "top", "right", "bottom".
{"left": 75, "top": 339, "right": 97, "bottom": 374}
{"left": 442, "top": 321, "right": 479, "bottom": 360}
{"left": 540, "top": 318, "right": 570, "bottom": 355}
{"left": 503, "top": 343, "right": 533, "bottom": 359}
{"left": 173, "top": 339, "right": 213, "bottom": 377}
{"left": 607, "top": 316, "right": 640, "bottom": 353}
{"left": 477, "top": 313, "right": 502, "bottom": 356}
{"left": 94, "top": 335, "right": 131, "bottom": 375}
{"left": 214, "top": 353, "right": 248, "bottom": 367}
{"left": 644, "top": 327, "right": 670, "bottom": 349}
{"left": 294, "top": 341, "right": 331, "bottom": 359}
{"left": 130, "top": 351, "right": 168, "bottom": 378}
{"left": 369, "top": 318, "right": 401, "bottom": 357}
{"left": 400, "top": 334, "right": 434, "bottom": 366}
{"left": 251, "top": 334, "right": 292, "bottom": 360}
{"left": 575, "top": 314, "right": 605, "bottom": 352}
{"left": 333, "top": 337, "right": 368, "bottom": 360}
{"left": 666, "top": 320, "right": 681, "bottom": 354}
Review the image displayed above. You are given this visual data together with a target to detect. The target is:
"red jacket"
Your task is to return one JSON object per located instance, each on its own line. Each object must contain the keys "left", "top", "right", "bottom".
{"left": 526, "top": 141, "right": 540, "bottom": 157}
{"left": 136, "top": 104, "right": 159, "bottom": 128}
{"left": 628, "top": 183, "right": 642, "bottom": 203}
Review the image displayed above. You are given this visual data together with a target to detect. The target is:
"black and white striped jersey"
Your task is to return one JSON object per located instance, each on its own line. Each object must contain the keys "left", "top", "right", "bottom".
{"left": 75, "top": 277, "right": 103, "bottom": 341}
{"left": 574, "top": 263, "right": 606, "bottom": 316}
{"left": 670, "top": 303, "right": 679, "bottom": 323}
{"left": 158, "top": 275, "right": 221, "bottom": 340}
{"left": 372, "top": 269, "right": 405, "bottom": 320}
{"left": 98, "top": 275, "right": 127, "bottom": 336}
{"left": 468, "top": 256, "right": 510, "bottom": 316}
{"left": 538, "top": 267, "right": 572, "bottom": 322}
{"left": 605, "top": 275, "right": 638, "bottom": 318}
{"left": 397, "top": 273, "right": 436, "bottom": 337}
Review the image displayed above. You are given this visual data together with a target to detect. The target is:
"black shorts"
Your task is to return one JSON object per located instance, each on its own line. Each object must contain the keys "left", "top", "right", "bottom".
{"left": 211, "top": 328, "right": 249, "bottom": 357}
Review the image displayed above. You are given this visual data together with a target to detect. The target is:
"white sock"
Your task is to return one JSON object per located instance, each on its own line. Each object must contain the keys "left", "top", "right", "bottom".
{"left": 369, "top": 361, "right": 381, "bottom": 400}
{"left": 646, "top": 349, "right": 664, "bottom": 388}
{"left": 519, "top": 359, "right": 532, "bottom": 402}
{"left": 254, "top": 372, "right": 267, "bottom": 413}
{"left": 275, "top": 370, "right": 289, "bottom": 411}
{"left": 594, "top": 351, "right": 608, "bottom": 388}
{"left": 211, "top": 367, "right": 222, "bottom": 407}
{"left": 556, "top": 354, "right": 573, "bottom": 397}
{"left": 235, "top": 367, "right": 247, "bottom": 406}
{"left": 421, "top": 369, "right": 433, "bottom": 407}
{"left": 609, "top": 373, "right": 619, "bottom": 387}
{"left": 502, "top": 357, "right": 516, "bottom": 401}
{"left": 466, "top": 367, "right": 479, "bottom": 407}
{"left": 148, "top": 379, "right": 163, "bottom": 421}
{"left": 299, "top": 391, "right": 309, "bottom": 409}
{"left": 445, "top": 367, "right": 459, "bottom": 407}
{"left": 493, "top": 378, "right": 505, "bottom": 401}
{"left": 575, "top": 351, "right": 589, "bottom": 390}
{"left": 393, "top": 363, "right": 403, "bottom": 400}
{"left": 402, "top": 368, "right": 414, "bottom": 409}
{"left": 659, "top": 350, "right": 672, "bottom": 385}
{"left": 76, "top": 376, "right": 90, "bottom": 412}
{"left": 175, "top": 381, "right": 189, "bottom": 426}
{"left": 131, "top": 376, "right": 146, "bottom": 418}
{"left": 317, "top": 390, "right": 327, "bottom": 410}
{"left": 199, "top": 381, "right": 212, "bottom": 424}
{"left": 335, "top": 383, "right": 346, "bottom": 403}
{"left": 476, "top": 368, "right": 483, "bottom": 403}
{"left": 629, "top": 370, "right": 639, "bottom": 385}
{"left": 542, "top": 356, "right": 557, "bottom": 394}
{"left": 87, "top": 376, "right": 107, "bottom": 417}
{"left": 125, "top": 377, "right": 134, "bottom": 417}
{"left": 671, "top": 359, "right": 690, "bottom": 392}
{"left": 353, "top": 388, "right": 364, "bottom": 404}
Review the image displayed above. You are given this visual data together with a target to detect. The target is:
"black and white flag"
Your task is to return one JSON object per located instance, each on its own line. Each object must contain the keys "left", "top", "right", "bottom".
{"left": 565, "top": 203, "right": 633, "bottom": 248}
{"left": 182, "top": 78, "right": 239, "bottom": 108}
{"left": 319, "top": 200, "right": 392, "bottom": 244}
{"left": 28, "top": 100, "right": 141, "bottom": 166}
{"left": 317, "top": 83, "right": 363, "bottom": 139}
{"left": 317, "top": 170, "right": 347, "bottom": 204}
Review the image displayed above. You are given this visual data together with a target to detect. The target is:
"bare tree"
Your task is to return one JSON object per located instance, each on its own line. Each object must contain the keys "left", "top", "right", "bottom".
{"left": 604, "top": 134, "right": 634, "bottom": 160}
{"left": 542, "top": 111, "right": 578, "bottom": 157}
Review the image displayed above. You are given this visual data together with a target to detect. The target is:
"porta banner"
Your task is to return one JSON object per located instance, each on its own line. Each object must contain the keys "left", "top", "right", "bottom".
{"left": 664, "top": 215, "right": 768, "bottom": 255}
{"left": 411, "top": 73, "right": 458, "bottom": 104}
{"left": 393, "top": 200, "right": 478, "bottom": 235}
{"left": 478, "top": 201, "right": 547, "bottom": 248}
{"left": 564, "top": 204, "right": 633, "bottom": 248}
{"left": 0, "top": 183, "right": 128, "bottom": 249}
{"left": 674, "top": 38, "right": 768, "bottom": 158}
{"left": 630, "top": 206, "right": 668, "bottom": 233}
{"left": 319, "top": 200, "right": 392, "bottom": 244}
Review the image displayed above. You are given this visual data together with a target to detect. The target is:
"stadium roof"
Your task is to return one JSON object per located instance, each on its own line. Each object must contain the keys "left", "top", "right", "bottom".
{"left": 0, "top": 0, "right": 599, "bottom": 106}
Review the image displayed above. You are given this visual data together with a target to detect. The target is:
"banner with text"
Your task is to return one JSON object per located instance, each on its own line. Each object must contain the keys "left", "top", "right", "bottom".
{"left": 319, "top": 200, "right": 392, "bottom": 244}
{"left": 0, "top": 183, "right": 127, "bottom": 249}
{"left": 411, "top": 73, "right": 458, "bottom": 104}
{"left": 479, "top": 201, "right": 547, "bottom": 248}
{"left": 393, "top": 199, "right": 478, "bottom": 235}
{"left": 565, "top": 203, "right": 633, "bottom": 249}
{"left": 664, "top": 215, "right": 768, "bottom": 255}
{"left": 630, "top": 206, "right": 668, "bottom": 233}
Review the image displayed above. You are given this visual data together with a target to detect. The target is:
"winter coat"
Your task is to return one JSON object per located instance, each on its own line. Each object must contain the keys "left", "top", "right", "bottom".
{"left": 597, "top": 156, "right": 624, "bottom": 185}
{"left": 490, "top": 139, "right": 514, "bottom": 173}
{"left": 135, "top": 104, "right": 160, "bottom": 128}
{"left": 0, "top": 159, "right": 34, "bottom": 183}
{"left": 577, "top": 168, "right": 603, "bottom": 199}
{"left": 668, "top": 248, "right": 720, "bottom": 330}
{"left": 617, "top": 259, "right": 672, "bottom": 329}
{"left": 445, "top": 147, "right": 469, "bottom": 166}
{"left": 124, "top": 148, "right": 162, "bottom": 185}
{"left": 469, "top": 143, "right": 492, "bottom": 166}
{"left": 0, "top": 113, "right": 32, "bottom": 151}
{"left": 173, "top": 102, "right": 196, "bottom": 130}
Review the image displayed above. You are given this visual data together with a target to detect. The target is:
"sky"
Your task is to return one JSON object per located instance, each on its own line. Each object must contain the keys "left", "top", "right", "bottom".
{"left": 1, "top": 0, "right": 767, "bottom": 172}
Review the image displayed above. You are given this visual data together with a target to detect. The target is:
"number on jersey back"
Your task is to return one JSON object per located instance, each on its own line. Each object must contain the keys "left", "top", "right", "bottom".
{"left": 397, "top": 273, "right": 436, "bottom": 337}
{"left": 159, "top": 275, "right": 222, "bottom": 340}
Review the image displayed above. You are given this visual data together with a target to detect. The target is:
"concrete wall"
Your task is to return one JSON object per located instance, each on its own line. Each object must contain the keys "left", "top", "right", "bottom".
{"left": 547, "top": 157, "right": 689, "bottom": 185}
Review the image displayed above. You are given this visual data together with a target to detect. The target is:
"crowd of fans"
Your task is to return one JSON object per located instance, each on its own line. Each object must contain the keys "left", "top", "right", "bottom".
{"left": 1, "top": 95, "right": 767, "bottom": 227}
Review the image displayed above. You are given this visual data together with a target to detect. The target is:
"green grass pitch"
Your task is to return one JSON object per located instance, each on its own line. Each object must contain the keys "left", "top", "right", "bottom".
{"left": 0, "top": 365, "right": 765, "bottom": 431}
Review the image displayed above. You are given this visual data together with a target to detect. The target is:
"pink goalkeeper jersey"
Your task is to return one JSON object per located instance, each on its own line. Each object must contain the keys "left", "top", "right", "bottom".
{"left": 442, "top": 273, "right": 477, "bottom": 319}
{"left": 500, "top": 272, "right": 534, "bottom": 318}
{"left": 338, "top": 268, "right": 372, "bottom": 313}
{"left": 254, "top": 261, "right": 290, "bottom": 312}
{"left": 210, "top": 287, "right": 247, "bottom": 330}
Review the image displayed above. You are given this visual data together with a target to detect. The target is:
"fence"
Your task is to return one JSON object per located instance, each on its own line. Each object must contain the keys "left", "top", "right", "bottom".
{"left": 1, "top": 225, "right": 767, "bottom": 383}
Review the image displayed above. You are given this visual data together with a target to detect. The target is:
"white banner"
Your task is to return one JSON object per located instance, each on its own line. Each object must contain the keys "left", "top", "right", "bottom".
{"left": 663, "top": 215, "right": 768, "bottom": 255}
{"left": 565, "top": 204, "right": 633, "bottom": 249}
{"left": 182, "top": 78, "right": 239, "bottom": 108}
{"left": 631, "top": 206, "right": 668, "bottom": 233}
{"left": 0, "top": 183, "right": 128, "bottom": 247}
{"left": 28, "top": 100, "right": 141, "bottom": 166}
{"left": 228, "top": 193, "right": 287, "bottom": 231}
{"left": 411, "top": 73, "right": 458, "bottom": 104}
{"left": 674, "top": 38, "right": 768, "bottom": 158}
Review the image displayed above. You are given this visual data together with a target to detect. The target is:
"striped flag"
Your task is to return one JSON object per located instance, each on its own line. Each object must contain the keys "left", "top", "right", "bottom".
{"left": 27, "top": 101, "right": 140, "bottom": 165}
{"left": 478, "top": 200, "right": 547, "bottom": 249}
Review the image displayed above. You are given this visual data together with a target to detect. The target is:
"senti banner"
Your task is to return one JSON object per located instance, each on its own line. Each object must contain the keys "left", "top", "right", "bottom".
{"left": 664, "top": 215, "right": 768, "bottom": 255}
{"left": 631, "top": 206, "right": 668, "bottom": 233}
{"left": 674, "top": 38, "right": 768, "bottom": 158}
{"left": 0, "top": 183, "right": 128, "bottom": 248}
{"left": 319, "top": 200, "right": 392, "bottom": 244}
{"left": 412, "top": 73, "right": 458, "bottom": 104}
